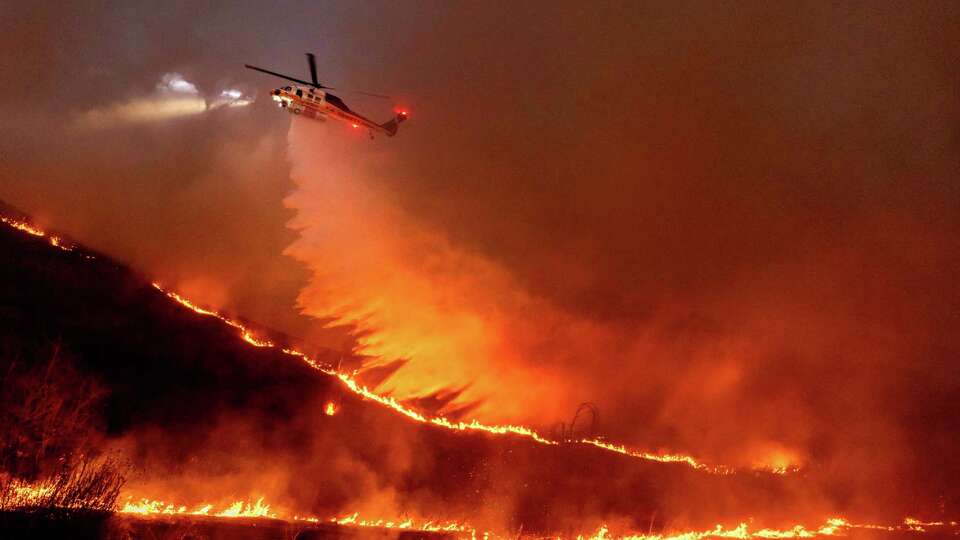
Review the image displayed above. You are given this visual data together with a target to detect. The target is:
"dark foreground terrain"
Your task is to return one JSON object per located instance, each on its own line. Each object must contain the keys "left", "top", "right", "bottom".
{"left": 0, "top": 509, "right": 458, "bottom": 540}
{"left": 3, "top": 509, "right": 959, "bottom": 540}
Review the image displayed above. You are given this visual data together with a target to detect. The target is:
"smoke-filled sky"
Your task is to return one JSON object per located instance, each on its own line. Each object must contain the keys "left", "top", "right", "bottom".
{"left": 2, "top": 0, "right": 960, "bottom": 505}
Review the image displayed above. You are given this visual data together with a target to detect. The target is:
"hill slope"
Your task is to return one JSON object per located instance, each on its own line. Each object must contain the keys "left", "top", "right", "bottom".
{"left": 0, "top": 204, "right": 880, "bottom": 535}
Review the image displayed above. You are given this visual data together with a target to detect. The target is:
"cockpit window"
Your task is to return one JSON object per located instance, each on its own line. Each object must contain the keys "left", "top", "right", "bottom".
{"left": 325, "top": 94, "right": 351, "bottom": 112}
{"left": 284, "top": 86, "right": 292, "bottom": 91}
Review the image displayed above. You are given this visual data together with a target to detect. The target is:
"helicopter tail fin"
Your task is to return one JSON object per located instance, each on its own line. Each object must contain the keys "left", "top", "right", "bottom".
{"left": 379, "top": 111, "right": 408, "bottom": 137}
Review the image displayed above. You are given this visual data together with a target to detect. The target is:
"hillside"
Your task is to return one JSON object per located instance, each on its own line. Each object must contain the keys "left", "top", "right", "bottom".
{"left": 1, "top": 203, "right": 941, "bottom": 540}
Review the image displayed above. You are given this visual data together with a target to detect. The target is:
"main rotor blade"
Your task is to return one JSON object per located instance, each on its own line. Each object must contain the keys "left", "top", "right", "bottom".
{"left": 343, "top": 89, "right": 391, "bottom": 99}
{"left": 244, "top": 64, "right": 316, "bottom": 87}
{"left": 306, "top": 53, "right": 320, "bottom": 87}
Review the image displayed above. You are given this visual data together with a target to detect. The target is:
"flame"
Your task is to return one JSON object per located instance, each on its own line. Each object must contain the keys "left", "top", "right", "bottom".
{"left": 902, "top": 517, "right": 957, "bottom": 532}
{"left": 155, "top": 287, "right": 275, "bottom": 348}
{"left": 571, "top": 518, "right": 958, "bottom": 540}
{"left": 578, "top": 439, "right": 728, "bottom": 473}
{"left": 215, "top": 497, "right": 273, "bottom": 518}
{"left": 113, "top": 495, "right": 957, "bottom": 540}
{"left": 324, "top": 401, "right": 337, "bottom": 415}
{"left": 0, "top": 216, "right": 73, "bottom": 252}
{"left": 7, "top": 478, "right": 957, "bottom": 539}
{"left": 329, "top": 512, "right": 467, "bottom": 533}
{"left": 120, "top": 497, "right": 274, "bottom": 519}
{"left": 118, "top": 496, "right": 469, "bottom": 532}
{"left": 1, "top": 479, "right": 55, "bottom": 507}
{"left": 0, "top": 210, "right": 791, "bottom": 476}
{"left": 121, "top": 498, "right": 188, "bottom": 515}
{"left": 150, "top": 278, "right": 782, "bottom": 475}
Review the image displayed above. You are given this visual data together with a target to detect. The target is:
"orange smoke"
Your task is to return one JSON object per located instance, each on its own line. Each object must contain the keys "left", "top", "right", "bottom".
{"left": 284, "top": 118, "right": 574, "bottom": 424}
{"left": 151, "top": 279, "right": 755, "bottom": 474}
{"left": 281, "top": 119, "right": 807, "bottom": 471}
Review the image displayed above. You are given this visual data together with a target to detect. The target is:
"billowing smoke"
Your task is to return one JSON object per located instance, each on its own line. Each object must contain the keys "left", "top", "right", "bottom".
{"left": 284, "top": 118, "right": 580, "bottom": 423}
{"left": 2, "top": 0, "right": 960, "bottom": 524}
{"left": 280, "top": 4, "right": 960, "bottom": 515}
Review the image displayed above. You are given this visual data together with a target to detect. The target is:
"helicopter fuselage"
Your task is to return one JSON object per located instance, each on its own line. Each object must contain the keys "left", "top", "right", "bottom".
{"left": 247, "top": 53, "right": 406, "bottom": 138}
{"left": 271, "top": 85, "right": 398, "bottom": 136}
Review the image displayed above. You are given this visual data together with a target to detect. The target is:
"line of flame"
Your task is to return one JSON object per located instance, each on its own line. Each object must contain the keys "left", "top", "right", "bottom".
{"left": 120, "top": 497, "right": 273, "bottom": 518}
{"left": 326, "top": 511, "right": 471, "bottom": 533}
{"left": 1, "top": 216, "right": 74, "bottom": 252}
{"left": 580, "top": 519, "right": 857, "bottom": 540}
{"left": 0, "top": 213, "right": 778, "bottom": 475}
{"left": 575, "top": 517, "right": 958, "bottom": 540}
{"left": 114, "top": 497, "right": 958, "bottom": 540}
{"left": 118, "top": 496, "right": 473, "bottom": 532}
{"left": 153, "top": 283, "right": 760, "bottom": 474}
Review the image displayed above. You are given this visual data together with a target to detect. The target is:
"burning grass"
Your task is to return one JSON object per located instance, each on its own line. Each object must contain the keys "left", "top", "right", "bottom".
{"left": 154, "top": 283, "right": 760, "bottom": 476}
{"left": 0, "top": 458, "right": 124, "bottom": 512}
{"left": 120, "top": 496, "right": 274, "bottom": 518}
{"left": 0, "top": 339, "right": 125, "bottom": 515}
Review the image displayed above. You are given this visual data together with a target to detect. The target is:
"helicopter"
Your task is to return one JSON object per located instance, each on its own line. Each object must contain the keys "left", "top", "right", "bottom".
{"left": 245, "top": 53, "right": 407, "bottom": 138}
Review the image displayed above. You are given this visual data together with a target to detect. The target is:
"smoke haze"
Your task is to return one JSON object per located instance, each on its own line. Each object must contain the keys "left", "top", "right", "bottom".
{"left": 3, "top": 0, "right": 960, "bottom": 518}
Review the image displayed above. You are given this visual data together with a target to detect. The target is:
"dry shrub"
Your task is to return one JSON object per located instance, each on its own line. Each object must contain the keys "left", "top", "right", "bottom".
{"left": 0, "top": 342, "right": 124, "bottom": 511}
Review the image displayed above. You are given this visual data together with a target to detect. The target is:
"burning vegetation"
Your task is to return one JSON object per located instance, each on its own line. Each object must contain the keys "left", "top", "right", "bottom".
{"left": 1, "top": 208, "right": 958, "bottom": 540}
{"left": 0, "top": 340, "right": 124, "bottom": 514}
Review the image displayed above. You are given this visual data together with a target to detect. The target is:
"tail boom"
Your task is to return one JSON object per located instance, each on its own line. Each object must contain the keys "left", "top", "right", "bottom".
{"left": 378, "top": 111, "right": 408, "bottom": 137}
